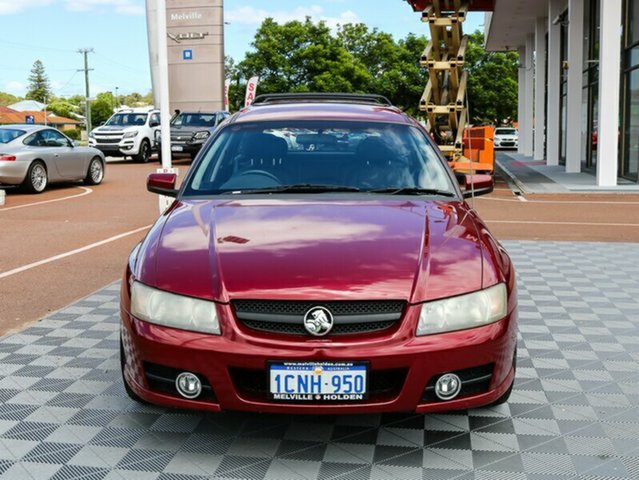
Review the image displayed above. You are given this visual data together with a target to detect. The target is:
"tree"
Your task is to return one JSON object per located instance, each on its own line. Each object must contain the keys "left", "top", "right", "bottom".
{"left": 0, "top": 92, "right": 20, "bottom": 106}
{"left": 48, "top": 100, "right": 79, "bottom": 119}
{"left": 91, "top": 92, "right": 115, "bottom": 126}
{"left": 26, "top": 60, "right": 51, "bottom": 103}
{"left": 238, "top": 18, "right": 371, "bottom": 97}
{"left": 464, "top": 31, "right": 519, "bottom": 125}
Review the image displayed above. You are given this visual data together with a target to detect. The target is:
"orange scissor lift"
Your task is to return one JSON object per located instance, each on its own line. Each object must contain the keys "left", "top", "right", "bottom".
{"left": 406, "top": 0, "right": 496, "bottom": 174}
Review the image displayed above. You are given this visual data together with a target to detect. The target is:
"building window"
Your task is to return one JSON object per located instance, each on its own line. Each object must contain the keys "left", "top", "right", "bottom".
{"left": 622, "top": 0, "right": 639, "bottom": 182}
{"left": 582, "top": 0, "right": 600, "bottom": 171}
{"left": 559, "top": 11, "right": 569, "bottom": 166}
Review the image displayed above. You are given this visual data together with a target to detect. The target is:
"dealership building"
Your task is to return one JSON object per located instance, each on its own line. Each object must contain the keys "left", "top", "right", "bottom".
{"left": 485, "top": 0, "right": 639, "bottom": 186}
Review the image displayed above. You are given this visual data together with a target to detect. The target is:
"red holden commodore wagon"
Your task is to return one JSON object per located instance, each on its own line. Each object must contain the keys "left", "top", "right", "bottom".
{"left": 120, "top": 93, "right": 517, "bottom": 414}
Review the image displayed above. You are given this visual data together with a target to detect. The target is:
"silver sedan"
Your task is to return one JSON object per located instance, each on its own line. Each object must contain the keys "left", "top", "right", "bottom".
{"left": 0, "top": 124, "right": 105, "bottom": 193}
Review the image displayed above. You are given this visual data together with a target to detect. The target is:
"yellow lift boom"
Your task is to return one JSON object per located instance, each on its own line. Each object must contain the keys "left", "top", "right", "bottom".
{"left": 407, "top": 0, "right": 495, "bottom": 174}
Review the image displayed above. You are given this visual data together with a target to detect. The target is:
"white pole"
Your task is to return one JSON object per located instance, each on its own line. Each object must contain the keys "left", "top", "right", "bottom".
{"left": 156, "top": 0, "right": 171, "bottom": 170}
{"left": 596, "top": 0, "right": 622, "bottom": 186}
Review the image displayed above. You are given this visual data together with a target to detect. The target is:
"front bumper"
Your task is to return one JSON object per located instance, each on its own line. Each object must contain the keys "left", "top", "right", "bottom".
{"left": 161, "top": 141, "right": 203, "bottom": 157}
{"left": 120, "top": 285, "right": 517, "bottom": 414}
{"left": 0, "top": 161, "right": 29, "bottom": 185}
{"left": 89, "top": 139, "right": 140, "bottom": 156}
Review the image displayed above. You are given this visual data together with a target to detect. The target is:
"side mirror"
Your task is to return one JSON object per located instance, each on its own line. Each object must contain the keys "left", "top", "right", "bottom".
{"left": 73, "top": 140, "right": 81, "bottom": 147}
{"left": 462, "top": 174, "right": 494, "bottom": 199}
{"left": 147, "top": 173, "right": 178, "bottom": 197}
{"left": 150, "top": 121, "right": 160, "bottom": 127}
{"left": 99, "top": 122, "right": 105, "bottom": 126}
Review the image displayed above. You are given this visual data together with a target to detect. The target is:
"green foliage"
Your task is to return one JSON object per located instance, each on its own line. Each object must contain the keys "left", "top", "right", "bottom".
{"left": 48, "top": 100, "right": 78, "bottom": 119}
{"left": 237, "top": 18, "right": 372, "bottom": 99}
{"left": 91, "top": 93, "right": 115, "bottom": 126}
{"left": 231, "top": 20, "right": 518, "bottom": 123}
{"left": 26, "top": 60, "right": 51, "bottom": 103}
{"left": 0, "top": 92, "right": 20, "bottom": 106}
{"left": 465, "top": 31, "right": 519, "bottom": 124}
{"left": 64, "top": 128, "right": 81, "bottom": 140}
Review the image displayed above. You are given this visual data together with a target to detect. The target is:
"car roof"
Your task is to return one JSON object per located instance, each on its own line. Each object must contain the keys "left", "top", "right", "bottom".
{"left": 230, "top": 94, "right": 414, "bottom": 126}
{"left": 0, "top": 124, "right": 48, "bottom": 133}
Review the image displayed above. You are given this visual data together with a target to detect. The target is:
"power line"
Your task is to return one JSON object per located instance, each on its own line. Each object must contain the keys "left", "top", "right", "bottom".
{"left": 0, "top": 39, "right": 75, "bottom": 54}
{"left": 93, "top": 52, "right": 147, "bottom": 74}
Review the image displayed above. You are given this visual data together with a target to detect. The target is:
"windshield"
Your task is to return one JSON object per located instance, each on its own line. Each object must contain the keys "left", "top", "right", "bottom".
{"left": 184, "top": 121, "right": 455, "bottom": 196}
{"left": 105, "top": 113, "right": 148, "bottom": 127}
{"left": 495, "top": 128, "right": 517, "bottom": 135}
{"left": 0, "top": 128, "right": 25, "bottom": 143}
{"left": 171, "top": 113, "right": 217, "bottom": 127}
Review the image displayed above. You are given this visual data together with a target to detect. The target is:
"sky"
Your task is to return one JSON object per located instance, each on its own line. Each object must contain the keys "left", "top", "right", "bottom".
{"left": 0, "top": 0, "right": 484, "bottom": 99}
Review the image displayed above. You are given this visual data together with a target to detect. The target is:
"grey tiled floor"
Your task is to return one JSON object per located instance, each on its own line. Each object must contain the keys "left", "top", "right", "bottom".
{"left": 1, "top": 240, "right": 639, "bottom": 479}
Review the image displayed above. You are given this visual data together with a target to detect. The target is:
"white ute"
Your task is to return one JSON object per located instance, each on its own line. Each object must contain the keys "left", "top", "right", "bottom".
{"left": 89, "top": 107, "right": 160, "bottom": 163}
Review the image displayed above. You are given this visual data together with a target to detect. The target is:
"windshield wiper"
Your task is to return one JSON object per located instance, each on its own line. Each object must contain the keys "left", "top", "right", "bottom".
{"left": 229, "top": 184, "right": 361, "bottom": 194}
{"left": 367, "top": 187, "right": 456, "bottom": 197}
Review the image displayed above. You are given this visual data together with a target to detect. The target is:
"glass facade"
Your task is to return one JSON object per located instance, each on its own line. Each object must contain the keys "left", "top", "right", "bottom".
{"left": 622, "top": 0, "right": 639, "bottom": 181}
{"left": 582, "top": 0, "right": 600, "bottom": 171}
{"left": 559, "top": 12, "right": 569, "bottom": 166}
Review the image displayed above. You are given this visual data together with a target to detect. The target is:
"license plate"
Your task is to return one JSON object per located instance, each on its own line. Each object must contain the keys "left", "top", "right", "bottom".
{"left": 269, "top": 362, "right": 368, "bottom": 401}
{"left": 171, "top": 145, "right": 183, "bottom": 152}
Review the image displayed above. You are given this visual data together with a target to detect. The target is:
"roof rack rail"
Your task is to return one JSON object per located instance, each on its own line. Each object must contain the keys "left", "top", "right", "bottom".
{"left": 251, "top": 93, "right": 393, "bottom": 107}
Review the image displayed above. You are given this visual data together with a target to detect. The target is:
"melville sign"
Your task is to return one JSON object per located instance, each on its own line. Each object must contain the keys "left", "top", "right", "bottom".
{"left": 170, "top": 11, "right": 202, "bottom": 21}
{"left": 146, "top": 0, "right": 225, "bottom": 112}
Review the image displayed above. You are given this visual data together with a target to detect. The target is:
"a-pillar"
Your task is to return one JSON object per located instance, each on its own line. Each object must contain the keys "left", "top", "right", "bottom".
{"left": 524, "top": 34, "right": 535, "bottom": 157}
{"left": 596, "top": 0, "right": 622, "bottom": 186}
{"left": 534, "top": 17, "right": 547, "bottom": 161}
{"left": 546, "top": 0, "right": 563, "bottom": 166}
{"left": 566, "top": 0, "right": 585, "bottom": 173}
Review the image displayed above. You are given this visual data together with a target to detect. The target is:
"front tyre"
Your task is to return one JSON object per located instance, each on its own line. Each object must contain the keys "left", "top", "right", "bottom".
{"left": 84, "top": 157, "right": 104, "bottom": 185}
{"left": 134, "top": 139, "right": 151, "bottom": 163}
{"left": 23, "top": 161, "right": 48, "bottom": 193}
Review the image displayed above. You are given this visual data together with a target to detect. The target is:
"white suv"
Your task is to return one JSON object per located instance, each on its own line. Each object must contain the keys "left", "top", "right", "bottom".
{"left": 493, "top": 127, "right": 518, "bottom": 150}
{"left": 89, "top": 107, "right": 160, "bottom": 163}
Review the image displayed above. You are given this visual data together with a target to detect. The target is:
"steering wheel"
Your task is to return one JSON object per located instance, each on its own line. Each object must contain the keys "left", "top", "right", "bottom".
{"left": 238, "top": 169, "right": 281, "bottom": 183}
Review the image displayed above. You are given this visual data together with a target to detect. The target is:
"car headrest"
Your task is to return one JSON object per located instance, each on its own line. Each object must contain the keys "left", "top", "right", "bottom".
{"left": 356, "top": 137, "right": 394, "bottom": 167}
{"left": 242, "top": 133, "right": 287, "bottom": 160}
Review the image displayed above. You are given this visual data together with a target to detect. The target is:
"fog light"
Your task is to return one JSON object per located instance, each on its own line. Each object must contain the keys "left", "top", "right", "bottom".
{"left": 435, "top": 373, "right": 462, "bottom": 401}
{"left": 175, "top": 372, "right": 202, "bottom": 399}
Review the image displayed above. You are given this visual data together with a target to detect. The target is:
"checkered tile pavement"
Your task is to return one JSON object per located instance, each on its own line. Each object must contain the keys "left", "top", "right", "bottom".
{"left": 1, "top": 240, "right": 639, "bottom": 480}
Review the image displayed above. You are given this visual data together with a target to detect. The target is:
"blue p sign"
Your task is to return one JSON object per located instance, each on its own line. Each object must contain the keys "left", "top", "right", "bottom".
{"left": 183, "top": 50, "right": 193, "bottom": 60}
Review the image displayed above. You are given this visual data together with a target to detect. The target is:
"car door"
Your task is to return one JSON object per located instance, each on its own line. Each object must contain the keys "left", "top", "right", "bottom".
{"left": 22, "top": 130, "right": 63, "bottom": 180}
{"left": 40, "top": 129, "right": 83, "bottom": 178}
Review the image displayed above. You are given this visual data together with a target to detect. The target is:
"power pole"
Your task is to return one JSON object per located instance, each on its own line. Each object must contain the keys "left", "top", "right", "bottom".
{"left": 78, "top": 48, "right": 94, "bottom": 135}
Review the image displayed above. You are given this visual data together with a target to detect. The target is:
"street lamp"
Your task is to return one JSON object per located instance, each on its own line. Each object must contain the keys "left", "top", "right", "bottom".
{"left": 115, "top": 86, "right": 119, "bottom": 110}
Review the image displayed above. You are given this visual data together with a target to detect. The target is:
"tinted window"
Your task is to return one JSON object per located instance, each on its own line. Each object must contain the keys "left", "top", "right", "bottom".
{"left": 0, "top": 128, "right": 25, "bottom": 143}
{"left": 105, "top": 113, "right": 148, "bottom": 126}
{"left": 184, "top": 121, "right": 454, "bottom": 195}
{"left": 40, "top": 129, "right": 69, "bottom": 147}
{"left": 495, "top": 129, "right": 517, "bottom": 135}
{"left": 171, "top": 113, "right": 217, "bottom": 127}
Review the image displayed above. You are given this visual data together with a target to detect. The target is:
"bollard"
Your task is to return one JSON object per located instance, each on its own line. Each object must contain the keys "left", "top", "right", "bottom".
{"left": 0, "top": 189, "right": 5, "bottom": 206}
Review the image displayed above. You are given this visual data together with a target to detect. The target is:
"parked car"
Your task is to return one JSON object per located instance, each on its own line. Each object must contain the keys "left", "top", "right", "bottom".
{"left": 493, "top": 127, "right": 518, "bottom": 149}
{"left": 157, "top": 110, "right": 230, "bottom": 161}
{"left": 88, "top": 107, "right": 160, "bottom": 163}
{"left": 0, "top": 125, "right": 105, "bottom": 193}
{"left": 120, "top": 93, "right": 517, "bottom": 414}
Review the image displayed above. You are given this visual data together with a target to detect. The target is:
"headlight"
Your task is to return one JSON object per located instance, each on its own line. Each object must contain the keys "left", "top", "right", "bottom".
{"left": 193, "top": 131, "right": 210, "bottom": 141}
{"left": 89, "top": 132, "right": 95, "bottom": 139}
{"left": 130, "top": 282, "right": 221, "bottom": 335}
{"left": 416, "top": 283, "right": 507, "bottom": 336}
{"left": 123, "top": 131, "right": 139, "bottom": 139}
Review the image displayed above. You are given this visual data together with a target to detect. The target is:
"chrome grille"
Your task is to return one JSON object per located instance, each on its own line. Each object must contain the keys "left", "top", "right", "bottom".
{"left": 233, "top": 300, "right": 404, "bottom": 336}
